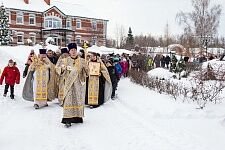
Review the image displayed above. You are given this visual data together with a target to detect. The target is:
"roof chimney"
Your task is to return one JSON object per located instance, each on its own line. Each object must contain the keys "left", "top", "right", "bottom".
{"left": 24, "top": 0, "right": 29, "bottom": 4}
{"left": 44, "top": 0, "right": 50, "bottom": 5}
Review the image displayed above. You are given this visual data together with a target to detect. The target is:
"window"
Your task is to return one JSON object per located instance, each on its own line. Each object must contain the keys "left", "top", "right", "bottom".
{"left": 66, "top": 35, "right": 72, "bottom": 44}
{"left": 66, "top": 19, "right": 71, "bottom": 28}
{"left": 45, "top": 17, "right": 62, "bottom": 28}
{"left": 76, "top": 19, "right": 81, "bottom": 29}
{"left": 17, "top": 32, "right": 24, "bottom": 44}
{"left": 92, "top": 36, "right": 97, "bottom": 45}
{"left": 29, "top": 14, "right": 36, "bottom": 25}
{"left": 18, "top": 35, "right": 23, "bottom": 42}
{"left": 76, "top": 36, "right": 81, "bottom": 44}
{"left": 92, "top": 20, "right": 97, "bottom": 30}
{"left": 16, "top": 12, "right": 23, "bottom": 24}
{"left": 66, "top": 38, "right": 71, "bottom": 45}
{"left": 29, "top": 33, "right": 36, "bottom": 44}
{"left": 30, "top": 36, "right": 35, "bottom": 43}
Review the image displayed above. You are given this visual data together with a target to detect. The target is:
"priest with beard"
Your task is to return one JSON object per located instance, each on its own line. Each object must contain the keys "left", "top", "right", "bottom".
{"left": 56, "top": 43, "right": 89, "bottom": 127}
{"left": 85, "top": 52, "right": 112, "bottom": 108}
{"left": 44, "top": 49, "right": 58, "bottom": 101}
{"left": 22, "top": 49, "right": 52, "bottom": 109}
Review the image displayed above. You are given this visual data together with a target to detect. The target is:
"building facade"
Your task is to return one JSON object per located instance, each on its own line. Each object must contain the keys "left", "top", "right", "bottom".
{"left": 5, "top": 0, "right": 108, "bottom": 47}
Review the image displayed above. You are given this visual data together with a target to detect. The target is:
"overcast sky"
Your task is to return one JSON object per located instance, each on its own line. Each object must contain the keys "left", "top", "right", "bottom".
{"left": 62, "top": 0, "right": 225, "bottom": 38}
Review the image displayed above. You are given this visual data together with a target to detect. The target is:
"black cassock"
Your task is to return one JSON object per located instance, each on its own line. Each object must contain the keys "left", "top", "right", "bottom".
{"left": 85, "top": 73, "right": 106, "bottom": 107}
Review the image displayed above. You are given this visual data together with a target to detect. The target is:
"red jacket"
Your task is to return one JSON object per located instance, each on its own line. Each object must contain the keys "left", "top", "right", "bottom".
{"left": 0, "top": 66, "right": 20, "bottom": 85}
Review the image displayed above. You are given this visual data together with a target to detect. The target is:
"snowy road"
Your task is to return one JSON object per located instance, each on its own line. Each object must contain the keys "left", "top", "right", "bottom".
{"left": 0, "top": 78, "right": 225, "bottom": 150}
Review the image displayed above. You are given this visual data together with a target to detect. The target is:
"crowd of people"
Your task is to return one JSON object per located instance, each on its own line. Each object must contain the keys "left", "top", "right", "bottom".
{"left": 0, "top": 43, "right": 222, "bottom": 127}
{"left": 0, "top": 43, "right": 133, "bottom": 128}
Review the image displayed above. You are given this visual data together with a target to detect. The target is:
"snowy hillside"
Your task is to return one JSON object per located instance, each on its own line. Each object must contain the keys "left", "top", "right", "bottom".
{"left": 0, "top": 46, "right": 225, "bottom": 150}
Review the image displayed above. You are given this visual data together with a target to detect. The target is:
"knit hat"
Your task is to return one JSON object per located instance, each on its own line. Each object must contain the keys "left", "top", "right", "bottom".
{"left": 8, "top": 59, "right": 14, "bottom": 63}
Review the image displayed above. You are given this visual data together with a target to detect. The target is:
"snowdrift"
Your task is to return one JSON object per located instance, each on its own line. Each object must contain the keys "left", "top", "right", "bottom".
{"left": 148, "top": 68, "right": 175, "bottom": 80}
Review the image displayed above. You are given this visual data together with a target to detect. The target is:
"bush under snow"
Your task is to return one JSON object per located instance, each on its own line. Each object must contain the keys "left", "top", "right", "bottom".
{"left": 147, "top": 68, "right": 175, "bottom": 80}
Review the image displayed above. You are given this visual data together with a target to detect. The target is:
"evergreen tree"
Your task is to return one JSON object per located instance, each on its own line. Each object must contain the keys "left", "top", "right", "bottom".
{"left": 170, "top": 54, "right": 187, "bottom": 79}
{"left": 0, "top": 4, "right": 11, "bottom": 45}
{"left": 126, "top": 27, "right": 134, "bottom": 50}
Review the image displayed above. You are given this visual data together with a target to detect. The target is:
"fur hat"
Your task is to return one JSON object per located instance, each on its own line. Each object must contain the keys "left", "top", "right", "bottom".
{"left": 60, "top": 47, "right": 68, "bottom": 54}
{"left": 68, "top": 43, "right": 77, "bottom": 51}
{"left": 39, "top": 49, "right": 47, "bottom": 54}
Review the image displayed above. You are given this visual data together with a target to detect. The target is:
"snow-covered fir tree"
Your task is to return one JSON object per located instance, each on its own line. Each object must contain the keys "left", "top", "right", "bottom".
{"left": 170, "top": 54, "right": 178, "bottom": 72}
{"left": 170, "top": 54, "right": 186, "bottom": 79}
{"left": 0, "top": 4, "right": 11, "bottom": 45}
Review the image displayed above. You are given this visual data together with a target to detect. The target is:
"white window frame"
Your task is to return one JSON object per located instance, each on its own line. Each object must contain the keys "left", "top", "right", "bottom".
{"left": 44, "top": 16, "right": 62, "bottom": 29}
{"left": 17, "top": 32, "right": 24, "bottom": 44}
{"left": 75, "top": 35, "right": 81, "bottom": 44}
{"left": 92, "top": 36, "right": 97, "bottom": 45}
{"left": 76, "top": 19, "right": 81, "bottom": 29}
{"left": 29, "top": 32, "right": 36, "bottom": 44}
{"left": 66, "top": 18, "right": 72, "bottom": 29}
{"left": 92, "top": 20, "right": 97, "bottom": 30}
{"left": 29, "top": 14, "right": 36, "bottom": 25}
{"left": 66, "top": 35, "right": 72, "bottom": 45}
{"left": 16, "top": 12, "right": 24, "bottom": 24}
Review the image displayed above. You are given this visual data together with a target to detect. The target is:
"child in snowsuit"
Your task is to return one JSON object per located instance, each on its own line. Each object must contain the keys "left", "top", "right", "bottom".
{"left": 0, "top": 59, "right": 20, "bottom": 99}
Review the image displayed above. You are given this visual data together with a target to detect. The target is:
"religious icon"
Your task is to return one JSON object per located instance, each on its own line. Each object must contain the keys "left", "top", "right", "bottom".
{"left": 89, "top": 62, "right": 100, "bottom": 76}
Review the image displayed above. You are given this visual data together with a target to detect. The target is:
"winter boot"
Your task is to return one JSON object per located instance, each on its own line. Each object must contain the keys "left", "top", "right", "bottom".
{"left": 34, "top": 104, "right": 39, "bottom": 109}
{"left": 3, "top": 94, "right": 7, "bottom": 97}
{"left": 10, "top": 95, "right": 14, "bottom": 99}
{"left": 78, "top": 118, "right": 83, "bottom": 123}
{"left": 65, "top": 123, "right": 72, "bottom": 128}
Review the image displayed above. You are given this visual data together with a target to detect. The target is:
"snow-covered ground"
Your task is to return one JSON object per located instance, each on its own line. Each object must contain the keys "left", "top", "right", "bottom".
{"left": 0, "top": 46, "right": 225, "bottom": 150}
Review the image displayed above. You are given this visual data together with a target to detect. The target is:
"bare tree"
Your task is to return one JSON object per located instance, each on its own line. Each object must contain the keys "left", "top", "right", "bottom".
{"left": 106, "top": 38, "right": 116, "bottom": 48}
{"left": 176, "top": 0, "right": 222, "bottom": 36}
{"left": 114, "top": 24, "right": 126, "bottom": 48}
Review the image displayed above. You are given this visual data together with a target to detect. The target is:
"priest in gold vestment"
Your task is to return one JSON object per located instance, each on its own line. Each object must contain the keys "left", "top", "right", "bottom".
{"left": 85, "top": 52, "right": 112, "bottom": 108}
{"left": 55, "top": 47, "right": 69, "bottom": 105}
{"left": 22, "top": 49, "right": 53, "bottom": 109}
{"left": 57, "top": 43, "right": 89, "bottom": 127}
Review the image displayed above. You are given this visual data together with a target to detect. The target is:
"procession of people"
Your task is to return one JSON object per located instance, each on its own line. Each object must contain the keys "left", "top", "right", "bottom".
{"left": 4, "top": 42, "right": 127, "bottom": 128}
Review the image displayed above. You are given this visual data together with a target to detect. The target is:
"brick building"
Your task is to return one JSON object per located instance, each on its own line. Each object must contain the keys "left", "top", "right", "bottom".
{"left": 3, "top": 0, "right": 108, "bottom": 46}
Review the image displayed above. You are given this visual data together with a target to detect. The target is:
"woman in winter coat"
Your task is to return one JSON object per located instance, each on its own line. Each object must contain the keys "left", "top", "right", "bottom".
{"left": 120, "top": 58, "right": 129, "bottom": 77}
{"left": 0, "top": 59, "right": 20, "bottom": 99}
{"left": 154, "top": 54, "right": 161, "bottom": 68}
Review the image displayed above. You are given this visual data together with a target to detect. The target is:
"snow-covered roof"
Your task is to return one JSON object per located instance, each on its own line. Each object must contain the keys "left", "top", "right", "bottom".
{"left": 190, "top": 48, "right": 225, "bottom": 54}
{"left": 2, "top": 0, "right": 107, "bottom": 21}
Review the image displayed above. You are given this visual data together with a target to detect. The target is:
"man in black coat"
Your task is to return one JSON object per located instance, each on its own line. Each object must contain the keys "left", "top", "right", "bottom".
{"left": 105, "top": 58, "right": 118, "bottom": 100}
{"left": 165, "top": 55, "right": 171, "bottom": 69}
{"left": 47, "top": 50, "right": 58, "bottom": 64}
